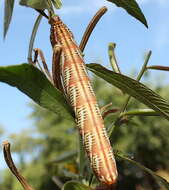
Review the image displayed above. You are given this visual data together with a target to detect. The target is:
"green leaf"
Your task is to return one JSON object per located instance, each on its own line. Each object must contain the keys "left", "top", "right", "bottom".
{"left": 62, "top": 181, "right": 93, "bottom": 190}
{"left": 0, "top": 64, "right": 74, "bottom": 124}
{"left": 51, "top": 0, "right": 62, "bottom": 9}
{"left": 115, "top": 150, "right": 169, "bottom": 190}
{"left": 87, "top": 63, "right": 169, "bottom": 121}
{"left": 4, "top": 0, "right": 15, "bottom": 39}
{"left": 107, "top": 0, "right": 148, "bottom": 28}
{"left": 19, "top": 0, "right": 49, "bottom": 10}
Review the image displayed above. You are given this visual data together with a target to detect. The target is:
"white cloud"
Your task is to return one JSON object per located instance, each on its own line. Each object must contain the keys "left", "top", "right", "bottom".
{"left": 58, "top": 0, "right": 169, "bottom": 16}
{"left": 58, "top": 6, "right": 85, "bottom": 15}
{"left": 137, "top": 0, "right": 149, "bottom": 4}
{"left": 58, "top": 0, "right": 116, "bottom": 15}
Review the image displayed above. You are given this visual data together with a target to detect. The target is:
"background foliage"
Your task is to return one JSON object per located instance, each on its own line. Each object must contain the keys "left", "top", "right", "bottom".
{"left": 0, "top": 75, "right": 169, "bottom": 190}
{"left": 0, "top": 0, "right": 169, "bottom": 190}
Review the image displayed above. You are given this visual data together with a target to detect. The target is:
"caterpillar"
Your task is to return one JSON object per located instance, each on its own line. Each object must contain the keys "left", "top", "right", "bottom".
{"left": 49, "top": 14, "right": 118, "bottom": 185}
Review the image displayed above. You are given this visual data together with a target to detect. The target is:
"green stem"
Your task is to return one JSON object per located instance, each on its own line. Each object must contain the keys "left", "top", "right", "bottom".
{"left": 108, "top": 43, "right": 121, "bottom": 74}
{"left": 88, "top": 174, "right": 94, "bottom": 186}
{"left": 137, "top": 50, "right": 152, "bottom": 81}
{"left": 109, "top": 51, "right": 152, "bottom": 140}
{"left": 27, "top": 14, "right": 42, "bottom": 64}
{"left": 120, "top": 50, "right": 152, "bottom": 113}
{"left": 109, "top": 118, "right": 122, "bottom": 144}
{"left": 47, "top": 0, "right": 55, "bottom": 16}
{"left": 121, "top": 109, "right": 159, "bottom": 117}
{"left": 78, "top": 134, "right": 85, "bottom": 181}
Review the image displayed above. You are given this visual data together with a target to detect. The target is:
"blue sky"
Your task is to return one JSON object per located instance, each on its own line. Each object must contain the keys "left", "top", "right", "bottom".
{"left": 0, "top": 0, "right": 169, "bottom": 169}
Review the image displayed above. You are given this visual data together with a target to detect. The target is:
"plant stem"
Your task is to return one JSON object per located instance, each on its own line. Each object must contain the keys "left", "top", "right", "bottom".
{"left": 79, "top": 7, "right": 107, "bottom": 52}
{"left": 120, "top": 50, "right": 152, "bottom": 113}
{"left": 108, "top": 43, "right": 121, "bottom": 74}
{"left": 3, "top": 141, "right": 35, "bottom": 190}
{"left": 78, "top": 134, "right": 85, "bottom": 181}
{"left": 27, "top": 14, "right": 42, "bottom": 64}
{"left": 109, "top": 51, "right": 152, "bottom": 140}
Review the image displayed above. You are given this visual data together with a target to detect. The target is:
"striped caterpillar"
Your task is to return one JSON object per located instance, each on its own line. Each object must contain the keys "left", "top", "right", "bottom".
{"left": 49, "top": 13, "right": 118, "bottom": 185}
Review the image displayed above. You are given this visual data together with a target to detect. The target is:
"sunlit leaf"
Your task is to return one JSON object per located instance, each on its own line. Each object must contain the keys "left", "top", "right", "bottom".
{"left": 62, "top": 181, "right": 93, "bottom": 190}
{"left": 115, "top": 150, "right": 169, "bottom": 189}
{"left": 87, "top": 63, "right": 169, "bottom": 121}
{"left": 4, "top": 0, "right": 15, "bottom": 39}
{"left": 107, "top": 0, "right": 148, "bottom": 28}
{"left": 51, "top": 0, "right": 62, "bottom": 9}
{"left": 0, "top": 64, "right": 74, "bottom": 124}
{"left": 19, "top": 0, "right": 49, "bottom": 10}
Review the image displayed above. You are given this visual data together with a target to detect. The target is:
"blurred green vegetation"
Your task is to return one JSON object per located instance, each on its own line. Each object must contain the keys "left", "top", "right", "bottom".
{"left": 0, "top": 74, "right": 169, "bottom": 190}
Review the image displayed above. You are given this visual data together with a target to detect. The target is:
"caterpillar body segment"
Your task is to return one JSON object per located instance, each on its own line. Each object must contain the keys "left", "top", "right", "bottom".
{"left": 49, "top": 15, "right": 118, "bottom": 185}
